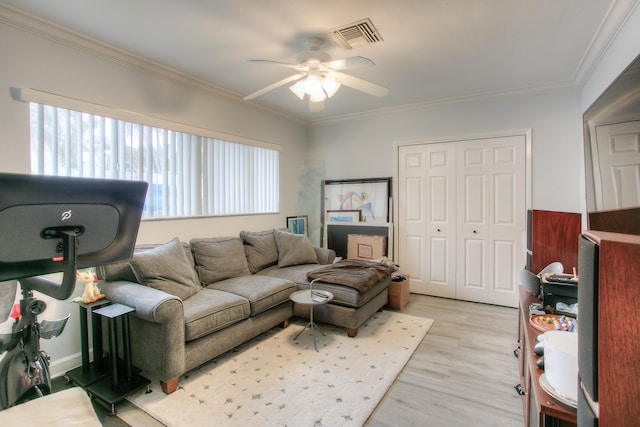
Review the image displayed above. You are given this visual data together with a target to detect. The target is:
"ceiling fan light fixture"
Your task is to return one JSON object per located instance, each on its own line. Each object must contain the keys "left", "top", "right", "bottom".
{"left": 322, "top": 76, "right": 341, "bottom": 98}
{"left": 304, "top": 75, "right": 323, "bottom": 97}
{"left": 289, "top": 80, "right": 306, "bottom": 100}
{"left": 309, "top": 92, "right": 327, "bottom": 102}
{"left": 245, "top": 32, "right": 386, "bottom": 111}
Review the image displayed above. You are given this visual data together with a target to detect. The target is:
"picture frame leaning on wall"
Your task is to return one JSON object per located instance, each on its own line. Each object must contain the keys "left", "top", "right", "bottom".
{"left": 286, "top": 215, "right": 308, "bottom": 236}
{"left": 322, "top": 177, "right": 391, "bottom": 224}
{"left": 321, "top": 177, "right": 391, "bottom": 248}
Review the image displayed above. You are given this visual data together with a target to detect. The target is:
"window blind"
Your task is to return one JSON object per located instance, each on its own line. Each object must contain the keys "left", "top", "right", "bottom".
{"left": 29, "top": 103, "right": 279, "bottom": 219}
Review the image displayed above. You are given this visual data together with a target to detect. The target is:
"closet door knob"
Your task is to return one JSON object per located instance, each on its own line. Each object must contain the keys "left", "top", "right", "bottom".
{"left": 437, "top": 228, "right": 441, "bottom": 232}
{"left": 473, "top": 230, "right": 477, "bottom": 234}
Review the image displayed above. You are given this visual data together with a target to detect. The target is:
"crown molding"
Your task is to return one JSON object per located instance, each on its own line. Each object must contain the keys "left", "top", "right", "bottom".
{"left": 309, "top": 80, "right": 580, "bottom": 127}
{"left": 572, "top": 0, "right": 640, "bottom": 85}
{"left": 0, "top": 4, "right": 307, "bottom": 126}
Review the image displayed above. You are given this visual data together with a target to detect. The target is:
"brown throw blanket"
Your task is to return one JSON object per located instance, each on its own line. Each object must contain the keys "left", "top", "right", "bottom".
{"left": 306, "top": 259, "right": 395, "bottom": 293}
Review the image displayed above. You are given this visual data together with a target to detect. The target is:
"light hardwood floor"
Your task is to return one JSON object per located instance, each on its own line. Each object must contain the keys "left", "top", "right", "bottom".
{"left": 54, "top": 294, "right": 523, "bottom": 426}
{"left": 366, "top": 294, "right": 523, "bottom": 427}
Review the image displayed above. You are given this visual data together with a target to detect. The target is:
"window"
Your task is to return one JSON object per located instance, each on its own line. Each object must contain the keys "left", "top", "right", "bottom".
{"left": 29, "top": 103, "right": 279, "bottom": 219}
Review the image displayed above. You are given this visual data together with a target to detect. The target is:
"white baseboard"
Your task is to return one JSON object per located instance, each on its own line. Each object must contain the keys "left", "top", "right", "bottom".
{"left": 49, "top": 352, "right": 83, "bottom": 379}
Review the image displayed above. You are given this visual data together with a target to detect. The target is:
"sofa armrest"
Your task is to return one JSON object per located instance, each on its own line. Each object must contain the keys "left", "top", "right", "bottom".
{"left": 314, "top": 247, "right": 336, "bottom": 265}
{"left": 100, "top": 280, "right": 182, "bottom": 323}
{"left": 100, "top": 280, "right": 186, "bottom": 382}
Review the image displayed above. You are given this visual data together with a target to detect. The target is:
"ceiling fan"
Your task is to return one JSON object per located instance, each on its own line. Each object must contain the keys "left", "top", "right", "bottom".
{"left": 243, "top": 36, "right": 389, "bottom": 112}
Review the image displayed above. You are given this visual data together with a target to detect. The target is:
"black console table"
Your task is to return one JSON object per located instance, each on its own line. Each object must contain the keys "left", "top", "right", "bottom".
{"left": 85, "top": 303, "right": 150, "bottom": 415}
{"left": 65, "top": 299, "right": 111, "bottom": 387}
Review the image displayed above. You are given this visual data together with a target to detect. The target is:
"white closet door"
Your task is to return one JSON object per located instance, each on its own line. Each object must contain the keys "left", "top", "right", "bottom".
{"left": 397, "top": 134, "right": 525, "bottom": 307}
{"left": 455, "top": 136, "right": 525, "bottom": 306}
{"left": 398, "top": 144, "right": 457, "bottom": 298}
{"left": 398, "top": 145, "right": 429, "bottom": 294}
{"left": 424, "top": 143, "right": 457, "bottom": 298}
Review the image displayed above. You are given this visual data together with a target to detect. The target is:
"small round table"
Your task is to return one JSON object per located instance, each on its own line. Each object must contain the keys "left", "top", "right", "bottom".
{"left": 290, "top": 289, "right": 334, "bottom": 351}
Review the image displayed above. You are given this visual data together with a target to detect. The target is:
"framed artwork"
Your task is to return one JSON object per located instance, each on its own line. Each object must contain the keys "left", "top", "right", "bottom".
{"left": 286, "top": 215, "right": 308, "bottom": 236}
{"left": 322, "top": 177, "right": 391, "bottom": 223}
{"left": 326, "top": 210, "right": 361, "bottom": 223}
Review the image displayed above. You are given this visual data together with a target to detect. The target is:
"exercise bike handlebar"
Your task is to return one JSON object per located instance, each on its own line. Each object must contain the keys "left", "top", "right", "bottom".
{"left": 19, "top": 229, "right": 78, "bottom": 301}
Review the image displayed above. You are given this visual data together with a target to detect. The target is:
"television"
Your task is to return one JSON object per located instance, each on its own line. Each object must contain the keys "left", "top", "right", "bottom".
{"left": 0, "top": 173, "right": 148, "bottom": 299}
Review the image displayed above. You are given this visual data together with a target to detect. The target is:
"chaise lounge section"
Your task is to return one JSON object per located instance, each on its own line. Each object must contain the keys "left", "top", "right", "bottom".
{"left": 257, "top": 262, "right": 391, "bottom": 337}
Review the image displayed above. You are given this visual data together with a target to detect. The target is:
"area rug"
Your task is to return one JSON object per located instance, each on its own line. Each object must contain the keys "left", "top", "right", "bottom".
{"left": 123, "top": 310, "right": 433, "bottom": 427}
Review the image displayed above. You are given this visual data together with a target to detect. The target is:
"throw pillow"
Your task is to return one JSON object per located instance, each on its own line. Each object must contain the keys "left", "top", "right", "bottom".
{"left": 240, "top": 229, "right": 279, "bottom": 273}
{"left": 129, "top": 237, "right": 201, "bottom": 301}
{"left": 98, "top": 261, "right": 137, "bottom": 283}
{"left": 98, "top": 242, "right": 195, "bottom": 283}
{"left": 191, "top": 237, "right": 251, "bottom": 285}
{"left": 274, "top": 229, "right": 318, "bottom": 268}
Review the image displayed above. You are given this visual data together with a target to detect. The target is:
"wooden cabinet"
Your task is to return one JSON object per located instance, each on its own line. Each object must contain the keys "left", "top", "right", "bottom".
{"left": 583, "top": 231, "right": 640, "bottom": 426}
{"left": 529, "top": 210, "right": 581, "bottom": 274}
{"left": 517, "top": 287, "right": 577, "bottom": 426}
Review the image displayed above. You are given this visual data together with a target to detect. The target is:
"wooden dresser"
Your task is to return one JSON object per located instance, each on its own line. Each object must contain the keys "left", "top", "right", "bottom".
{"left": 516, "top": 286, "right": 577, "bottom": 427}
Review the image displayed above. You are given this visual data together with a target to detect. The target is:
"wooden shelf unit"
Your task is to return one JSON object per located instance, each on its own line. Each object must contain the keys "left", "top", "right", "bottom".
{"left": 517, "top": 286, "right": 577, "bottom": 427}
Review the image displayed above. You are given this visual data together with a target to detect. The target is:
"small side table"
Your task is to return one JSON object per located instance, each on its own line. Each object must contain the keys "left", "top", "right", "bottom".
{"left": 65, "top": 299, "right": 111, "bottom": 387}
{"left": 86, "top": 303, "right": 150, "bottom": 415}
{"left": 290, "top": 289, "right": 334, "bottom": 351}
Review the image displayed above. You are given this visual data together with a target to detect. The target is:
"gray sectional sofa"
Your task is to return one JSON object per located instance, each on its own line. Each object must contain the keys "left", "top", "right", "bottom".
{"left": 97, "top": 229, "right": 391, "bottom": 394}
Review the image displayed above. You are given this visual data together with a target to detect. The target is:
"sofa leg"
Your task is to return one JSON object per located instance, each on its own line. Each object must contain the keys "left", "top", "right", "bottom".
{"left": 346, "top": 327, "right": 358, "bottom": 337}
{"left": 281, "top": 319, "right": 290, "bottom": 328}
{"left": 161, "top": 377, "right": 180, "bottom": 394}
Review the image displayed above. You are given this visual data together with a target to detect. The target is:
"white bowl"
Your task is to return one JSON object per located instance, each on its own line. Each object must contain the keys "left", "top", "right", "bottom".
{"left": 543, "top": 330, "right": 578, "bottom": 402}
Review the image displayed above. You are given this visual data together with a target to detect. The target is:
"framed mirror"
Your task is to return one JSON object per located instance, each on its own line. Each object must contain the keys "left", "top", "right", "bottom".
{"left": 583, "top": 53, "right": 640, "bottom": 235}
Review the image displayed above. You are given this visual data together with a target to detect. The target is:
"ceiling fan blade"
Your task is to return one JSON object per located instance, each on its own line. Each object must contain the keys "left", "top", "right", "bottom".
{"left": 243, "top": 73, "right": 305, "bottom": 100}
{"left": 335, "top": 72, "right": 389, "bottom": 98}
{"left": 248, "top": 59, "right": 305, "bottom": 70}
{"left": 308, "top": 99, "right": 325, "bottom": 112}
{"left": 323, "top": 56, "right": 375, "bottom": 71}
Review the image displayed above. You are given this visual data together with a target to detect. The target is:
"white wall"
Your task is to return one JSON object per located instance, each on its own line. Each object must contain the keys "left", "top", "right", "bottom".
{"left": 308, "top": 88, "right": 584, "bottom": 215}
{"left": 0, "top": 18, "right": 307, "bottom": 376}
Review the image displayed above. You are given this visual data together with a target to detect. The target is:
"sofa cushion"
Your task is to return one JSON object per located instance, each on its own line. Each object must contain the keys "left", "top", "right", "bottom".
{"left": 98, "top": 242, "right": 195, "bottom": 283}
{"left": 257, "top": 263, "right": 328, "bottom": 286}
{"left": 240, "top": 229, "right": 279, "bottom": 273}
{"left": 274, "top": 229, "right": 318, "bottom": 268}
{"left": 136, "top": 242, "right": 196, "bottom": 269}
{"left": 205, "top": 275, "right": 296, "bottom": 316}
{"left": 191, "top": 237, "right": 251, "bottom": 285}
{"left": 129, "top": 238, "right": 201, "bottom": 301}
{"left": 182, "top": 289, "right": 250, "bottom": 341}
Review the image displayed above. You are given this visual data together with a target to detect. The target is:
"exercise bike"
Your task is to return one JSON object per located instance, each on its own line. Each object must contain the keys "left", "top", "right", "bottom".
{"left": 0, "top": 230, "right": 78, "bottom": 410}
{"left": 0, "top": 172, "right": 148, "bottom": 412}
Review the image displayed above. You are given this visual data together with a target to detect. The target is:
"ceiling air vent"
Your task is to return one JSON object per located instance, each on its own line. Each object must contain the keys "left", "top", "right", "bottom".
{"left": 329, "top": 18, "right": 383, "bottom": 50}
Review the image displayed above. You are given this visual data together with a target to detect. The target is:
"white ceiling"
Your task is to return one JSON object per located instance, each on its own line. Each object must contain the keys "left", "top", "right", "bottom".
{"left": 0, "top": 0, "right": 631, "bottom": 122}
